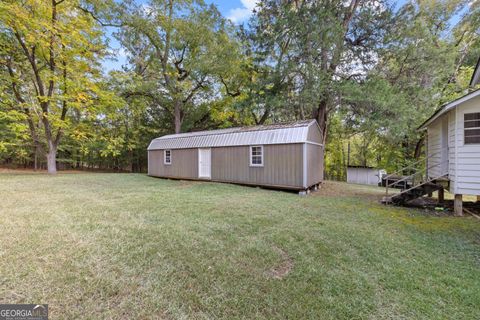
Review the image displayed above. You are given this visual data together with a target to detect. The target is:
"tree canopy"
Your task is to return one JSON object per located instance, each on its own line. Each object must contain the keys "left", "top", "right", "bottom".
{"left": 0, "top": 0, "right": 479, "bottom": 176}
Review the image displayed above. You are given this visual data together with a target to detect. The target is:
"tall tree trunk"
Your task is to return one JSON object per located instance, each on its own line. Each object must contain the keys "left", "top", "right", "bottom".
{"left": 315, "top": 98, "right": 328, "bottom": 145}
{"left": 414, "top": 136, "right": 425, "bottom": 159}
{"left": 27, "top": 119, "right": 42, "bottom": 171}
{"left": 34, "top": 145, "right": 38, "bottom": 171}
{"left": 46, "top": 142, "right": 57, "bottom": 174}
{"left": 174, "top": 99, "right": 182, "bottom": 133}
{"left": 257, "top": 108, "right": 270, "bottom": 125}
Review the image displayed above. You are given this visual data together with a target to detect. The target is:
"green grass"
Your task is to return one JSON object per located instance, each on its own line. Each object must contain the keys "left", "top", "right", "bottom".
{"left": 0, "top": 173, "right": 479, "bottom": 319}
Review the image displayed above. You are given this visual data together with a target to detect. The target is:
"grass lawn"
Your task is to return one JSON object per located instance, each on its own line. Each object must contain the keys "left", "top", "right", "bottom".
{"left": 0, "top": 173, "right": 479, "bottom": 319}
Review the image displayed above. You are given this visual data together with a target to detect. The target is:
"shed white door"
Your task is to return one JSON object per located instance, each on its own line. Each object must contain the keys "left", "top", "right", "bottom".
{"left": 198, "top": 148, "right": 211, "bottom": 179}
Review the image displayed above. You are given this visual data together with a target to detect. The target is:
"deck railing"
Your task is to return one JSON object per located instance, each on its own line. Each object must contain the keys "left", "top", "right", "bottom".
{"left": 384, "top": 148, "right": 449, "bottom": 196}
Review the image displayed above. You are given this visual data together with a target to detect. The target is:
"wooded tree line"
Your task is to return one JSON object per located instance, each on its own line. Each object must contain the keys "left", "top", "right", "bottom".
{"left": 0, "top": 0, "right": 479, "bottom": 176}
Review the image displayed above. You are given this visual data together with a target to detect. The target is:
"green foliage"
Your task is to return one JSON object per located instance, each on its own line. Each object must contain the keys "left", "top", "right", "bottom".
{"left": 323, "top": 0, "right": 480, "bottom": 177}
{"left": 1, "top": 0, "right": 480, "bottom": 175}
{"left": 116, "top": 0, "right": 245, "bottom": 133}
{"left": 0, "top": 0, "right": 114, "bottom": 171}
{"left": 0, "top": 109, "right": 29, "bottom": 161}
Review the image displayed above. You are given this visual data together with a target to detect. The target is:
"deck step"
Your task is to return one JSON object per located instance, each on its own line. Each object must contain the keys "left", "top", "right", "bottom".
{"left": 385, "top": 181, "right": 444, "bottom": 205}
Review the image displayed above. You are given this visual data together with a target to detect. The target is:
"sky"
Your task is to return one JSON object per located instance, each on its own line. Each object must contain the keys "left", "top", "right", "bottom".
{"left": 103, "top": 0, "right": 256, "bottom": 72}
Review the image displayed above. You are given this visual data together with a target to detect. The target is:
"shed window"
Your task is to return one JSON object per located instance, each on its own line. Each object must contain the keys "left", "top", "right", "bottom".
{"left": 250, "top": 146, "right": 263, "bottom": 166}
{"left": 164, "top": 150, "right": 172, "bottom": 164}
{"left": 465, "top": 113, "right": 480, "bottom": 144}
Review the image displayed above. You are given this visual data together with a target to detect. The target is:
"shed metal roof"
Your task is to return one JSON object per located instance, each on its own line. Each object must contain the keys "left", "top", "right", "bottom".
{"left": 148, "top": 119, "right": 320, "bottom": 150}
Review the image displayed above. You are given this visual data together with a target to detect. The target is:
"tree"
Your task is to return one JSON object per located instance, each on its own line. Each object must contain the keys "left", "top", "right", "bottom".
{"left": 1, "top": 0, "right": 479, "bottom": 179}
{"left": 0, "top": 0, "right": 108, "bottom": 173}
{"left": 325, "top": 0, "right": 480, "bottom": 173}
{"left": 366, "top": 0, "right": 476, "bottom": 160}
{"left": 249, "top": 0, "right": 391, "bottom": 143}
{"left": 116, "top": 0, "right": 242, "bottom": 133}
{"left": 0, "top": 30, "right": 43, "bottom": 169}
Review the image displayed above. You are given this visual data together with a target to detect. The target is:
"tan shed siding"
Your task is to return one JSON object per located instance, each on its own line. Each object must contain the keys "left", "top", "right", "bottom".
{"left": 427, "top": 117, "right": 443, "bottom": 178}
{"left": 211, "top": 144, "right": 303, "bottom": 188}
{"left": 148, "top": 151, "right": 160, "bottom": 176}
{"left": 148, "top": 149, "right": 198, "bottom": 179}
{"left": 454, "top": 97, "right": 480, "bottom": 195}
{"left": 307, "top": 123, "right": 323, "bottom": 144}
{"left": 306, "top": 143, "right": 324, "bottom": 187}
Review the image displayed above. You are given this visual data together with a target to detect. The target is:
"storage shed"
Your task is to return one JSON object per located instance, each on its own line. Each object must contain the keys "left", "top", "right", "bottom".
{"left": 346, "top": 166, "right": 382, "bottom": 186}
{"left": 147, "top": 120, "right": 324, "bottom": 191}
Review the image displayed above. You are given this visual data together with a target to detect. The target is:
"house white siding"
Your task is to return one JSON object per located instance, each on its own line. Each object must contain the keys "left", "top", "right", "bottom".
{"left": 427, "top": 95, "right": 480, "bottom": 195}
{"left": 454, "top": 96, "right": 480, "bottom": 195}
{"left": 448, "top": 111, "right": 456, "bottom": 193}
{"left": 427, "top": 117, "right": 444, "bottom": 178}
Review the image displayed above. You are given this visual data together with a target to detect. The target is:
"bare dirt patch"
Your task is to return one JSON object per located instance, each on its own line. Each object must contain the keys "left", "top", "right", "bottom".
{"left": 176, "top": 180, "right": 197, "bottom": 188}
{"left": 266, "top": 246, "right": 294, "bottom": 280}
{"left": 313, "top": 181, "right": 386, "bottom": 201}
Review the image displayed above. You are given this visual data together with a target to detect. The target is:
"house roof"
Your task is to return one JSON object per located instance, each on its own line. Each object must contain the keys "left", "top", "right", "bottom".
{"left": 417, "top": 88, "right": 480, "bottom": 130}
{"left": 148, "top": 119, "right": 321, "bottom": 150}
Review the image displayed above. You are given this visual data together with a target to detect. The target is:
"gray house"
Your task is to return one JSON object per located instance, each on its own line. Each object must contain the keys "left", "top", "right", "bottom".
{"left": 147, "top": 120, "right": 324, "bottom": 191}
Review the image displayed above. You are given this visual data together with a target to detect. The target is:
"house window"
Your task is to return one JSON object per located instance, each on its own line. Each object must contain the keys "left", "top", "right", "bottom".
{"left": 164, "top": 150, "right": 172, "bottom": 164}
{"left": 250, "top": 146, "right": 263, "bottom": 166}
{"left": 464, "top": 113, "right": 480, "bottom": 144}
